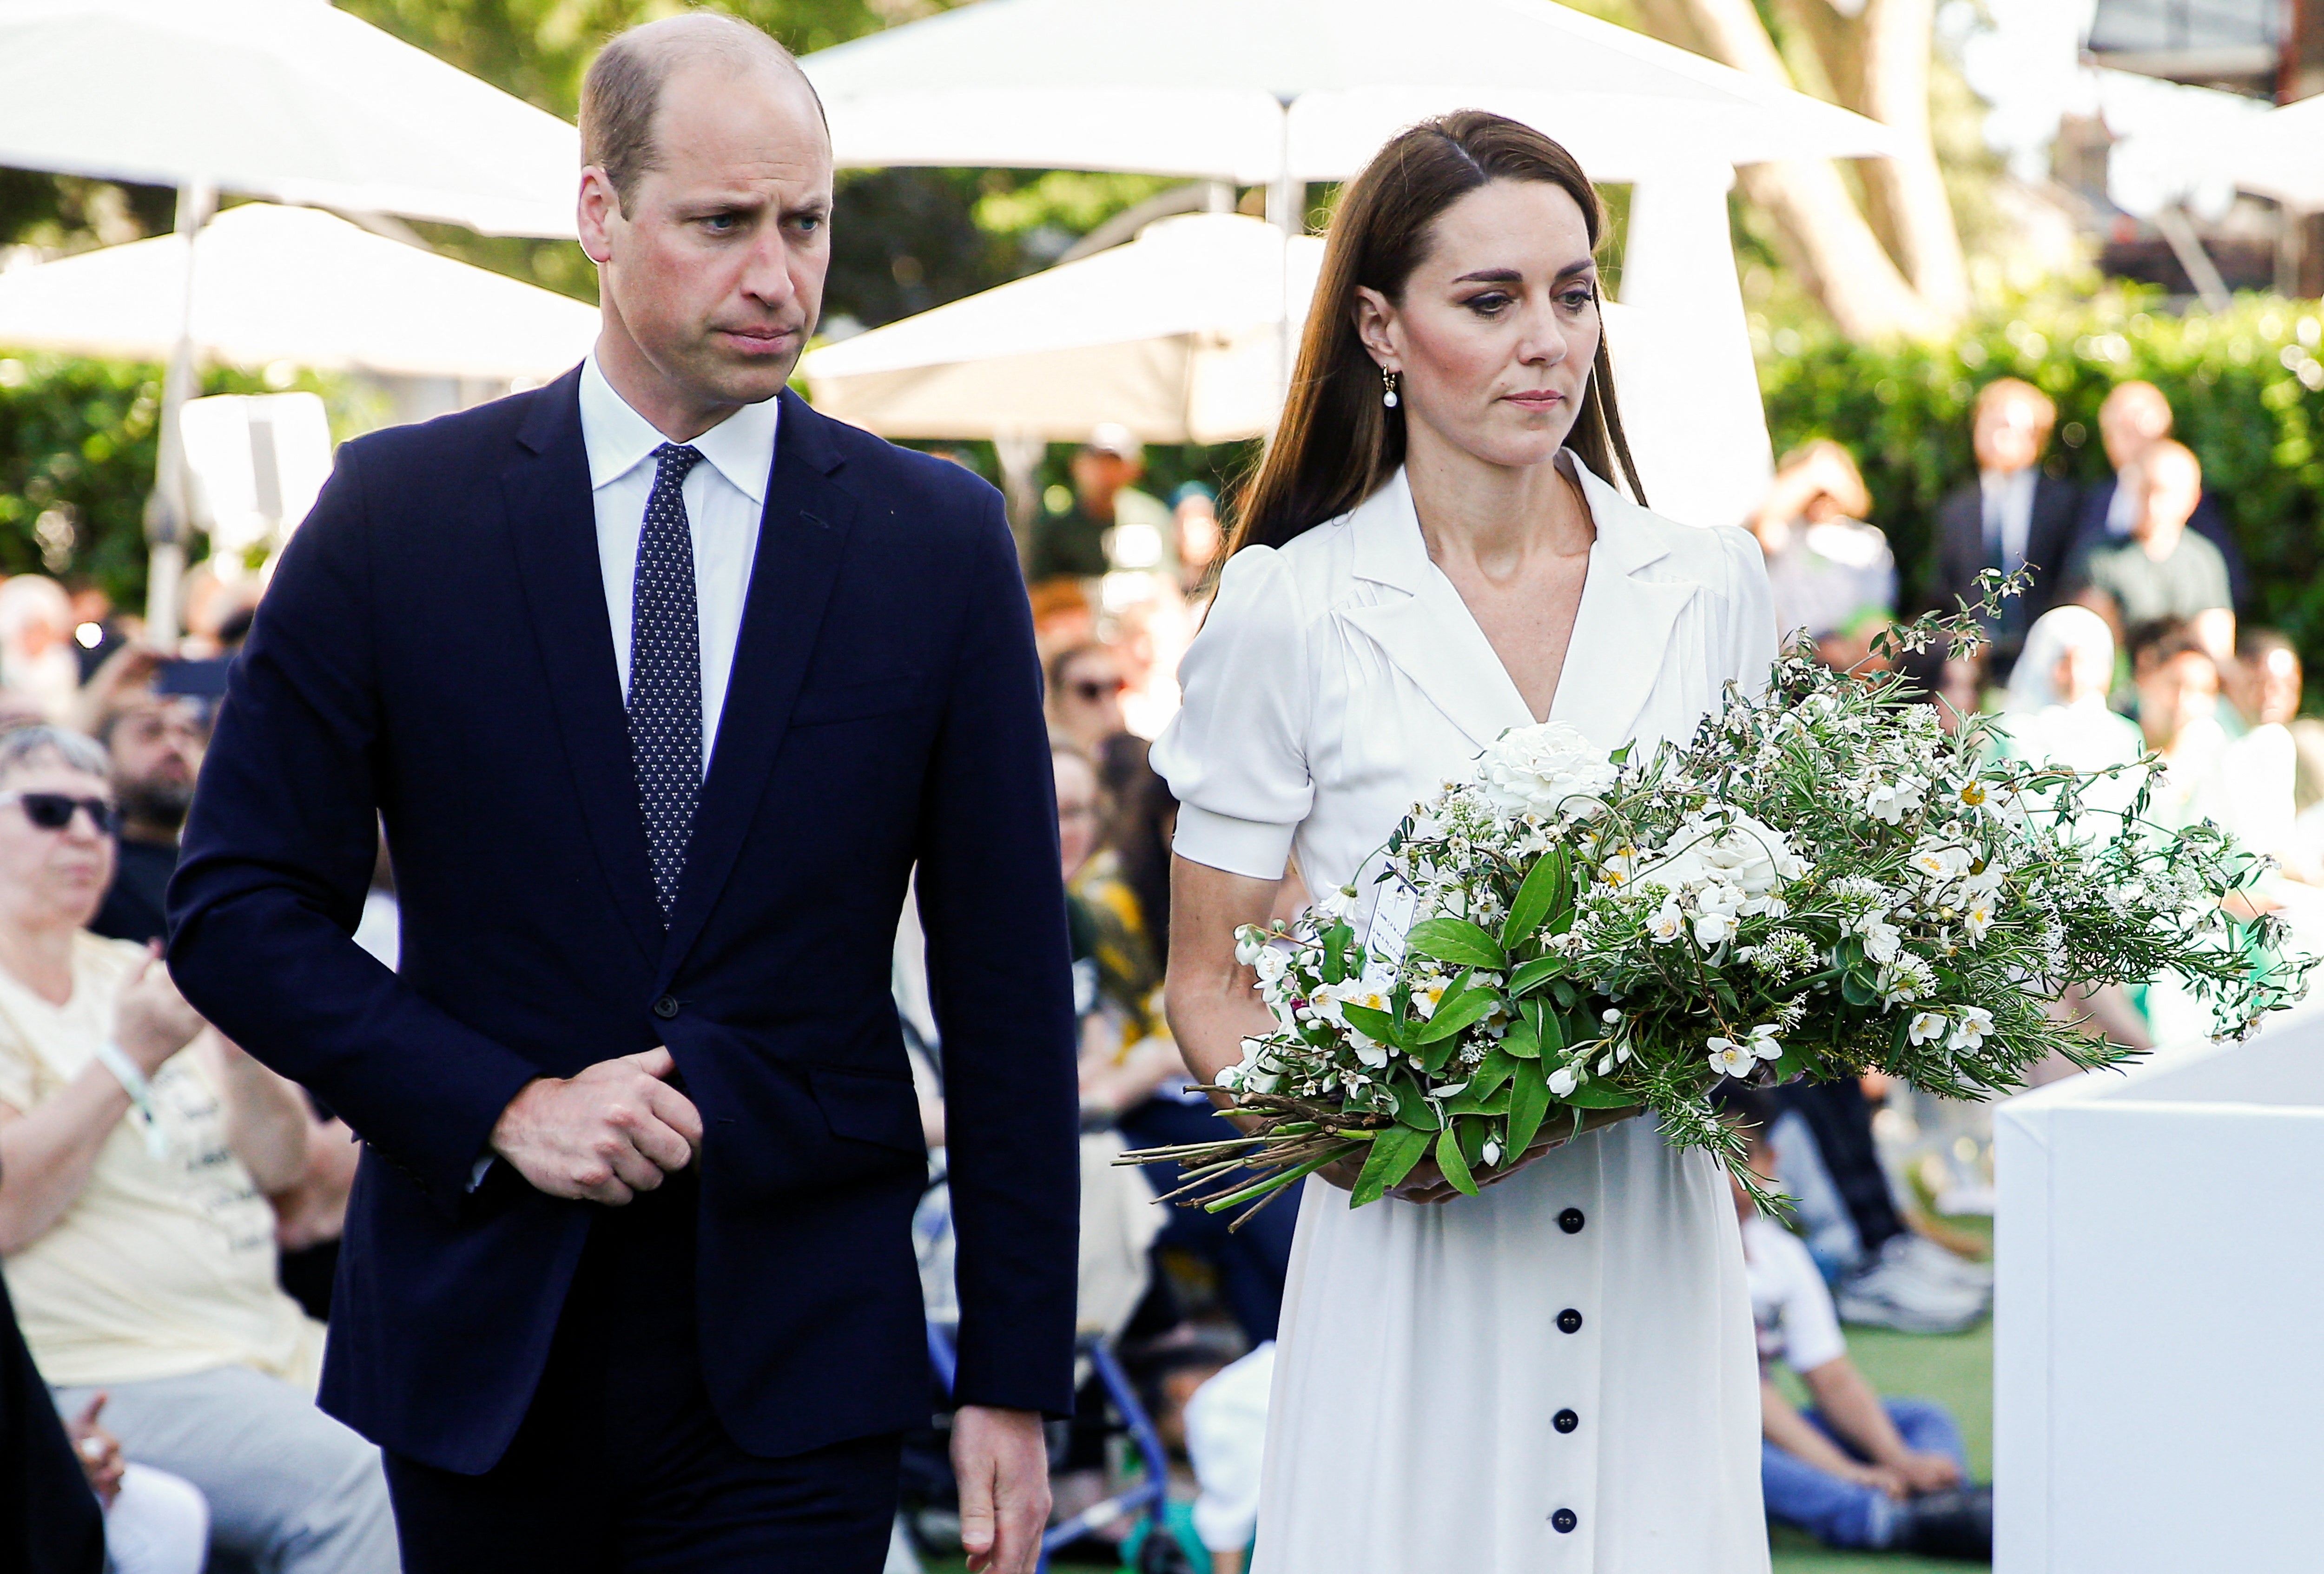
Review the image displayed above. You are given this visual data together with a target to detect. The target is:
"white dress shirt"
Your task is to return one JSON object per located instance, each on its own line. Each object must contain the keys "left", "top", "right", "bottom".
{"left": 1979, "top": 465, "right": 2036, "bottom": 573}
{"left": 578, "top": 354, "right": 776, "bottom": 770}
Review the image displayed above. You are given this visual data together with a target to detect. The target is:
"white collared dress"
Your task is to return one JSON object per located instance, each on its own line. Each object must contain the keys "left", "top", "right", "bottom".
{"left": 1152, "top": 458, "right": 1777, "bottom": 1573}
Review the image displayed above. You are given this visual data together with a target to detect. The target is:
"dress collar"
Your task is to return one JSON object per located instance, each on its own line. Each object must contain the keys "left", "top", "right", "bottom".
{"left": 1348, "top": 451, "right": 1671, "bottom": 592}
{"left": 578, "top": 352, "right": 779, "bottom": 505}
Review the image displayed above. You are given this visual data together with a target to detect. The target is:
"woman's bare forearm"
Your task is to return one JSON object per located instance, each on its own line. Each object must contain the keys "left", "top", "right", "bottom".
{"left": 1162, "top": 854, "right": 1284, "bottom": 1093}
{"left": 0, "top": 1067, "right": 131, "bottom": 1253}
{"left": 210, "top": 1033, "right": 313, "bottom": 1194}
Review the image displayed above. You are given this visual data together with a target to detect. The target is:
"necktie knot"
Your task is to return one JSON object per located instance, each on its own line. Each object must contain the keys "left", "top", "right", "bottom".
{"left": 654, "top": 443, "right": 704, "bottom": 486}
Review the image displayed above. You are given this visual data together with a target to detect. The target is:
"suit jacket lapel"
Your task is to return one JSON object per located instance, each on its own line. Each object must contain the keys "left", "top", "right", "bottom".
{"left": 500, "top": 369, "right": 665, "bottom": 968}
{"left": 657, "top": 392, "right": 858, "bottom": 985}
{"left": 1335, "top": 471, "right": 1532, "bottom": 751}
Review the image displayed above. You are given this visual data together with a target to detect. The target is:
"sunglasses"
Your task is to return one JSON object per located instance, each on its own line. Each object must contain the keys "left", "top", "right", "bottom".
{"left": 1, "top": 792, "right": 122, "bottom": 835}
{"left": 1070, "top": 677, "right": 1125, "bottom": 703}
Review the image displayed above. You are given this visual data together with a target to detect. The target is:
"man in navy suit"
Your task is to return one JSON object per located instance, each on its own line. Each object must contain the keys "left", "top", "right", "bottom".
{"left": 166, "top": 17, "right": 1077, "bottom": 1572}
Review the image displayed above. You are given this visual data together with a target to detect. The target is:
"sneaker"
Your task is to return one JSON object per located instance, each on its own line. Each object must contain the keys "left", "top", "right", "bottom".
{"left": 1893, "top": 1486, "right": 1994, "bottom": 1561}
{"left": 1895, "top": 1232, "right": 1994, "bottom": 1292}
{"left": 1835, "top": 1239, "right": 1988, "bottom": 1334}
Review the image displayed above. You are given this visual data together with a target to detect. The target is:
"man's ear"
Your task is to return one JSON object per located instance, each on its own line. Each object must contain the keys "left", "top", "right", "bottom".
{"left": 577, "top": 168, "right": 619, "bottom": 266}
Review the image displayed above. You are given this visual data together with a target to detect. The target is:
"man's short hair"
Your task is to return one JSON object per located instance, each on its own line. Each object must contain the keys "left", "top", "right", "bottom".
{"left": 2129, "top": 617, "right": 2211, "bottom": 672}
{"left": 581, "top": 13, "right": 822, "bottom": 216}
{"left": 1974, "top": 377, "right": 2056, "bottom": 436}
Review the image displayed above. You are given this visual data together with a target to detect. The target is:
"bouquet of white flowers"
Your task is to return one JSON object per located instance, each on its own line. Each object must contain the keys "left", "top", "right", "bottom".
{"left": 1126, "top": 610, "right": 2312, "bottom": 1223}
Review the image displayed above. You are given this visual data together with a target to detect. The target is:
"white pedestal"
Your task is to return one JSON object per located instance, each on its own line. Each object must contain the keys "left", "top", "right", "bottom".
{"left": 1994, "top": 1016, "right": 2324, "bottom": 1572}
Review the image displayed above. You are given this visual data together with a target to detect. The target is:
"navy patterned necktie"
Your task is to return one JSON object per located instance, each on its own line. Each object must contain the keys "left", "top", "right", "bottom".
{"left": 629, "top": 442, "right": 704, "bottom": 921}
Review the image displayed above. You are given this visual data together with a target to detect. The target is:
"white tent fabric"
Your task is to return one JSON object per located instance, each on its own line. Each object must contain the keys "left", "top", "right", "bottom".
{"left": 802, "top": 0, "right": 1900, "bottom": 184}
{"left": 0, "top": 0, "right": 578, "bottom": 237}
{"left": 805, "top": 215, "right": 1323, "bottom": 446}
{"left": 0, "top": 203, "right": 596, "bottom": 381}
{"left": 803, "top": 213, "right": 1763, "bottom": 530}
{"left": 802, "top": 0, "right": 1884, "bottom": 527}
{"left": 2221, "top": 94, "right": 2324, "bottom": 212}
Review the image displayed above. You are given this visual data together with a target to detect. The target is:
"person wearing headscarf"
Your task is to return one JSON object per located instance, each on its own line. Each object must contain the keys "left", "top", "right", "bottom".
{"left": 1990, "top": 605, "right": 2146, "bottom": 830}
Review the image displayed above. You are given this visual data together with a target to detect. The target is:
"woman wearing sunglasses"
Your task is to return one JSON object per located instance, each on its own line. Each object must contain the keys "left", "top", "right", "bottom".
{"left": 0, "top": 725, "right": 398, "bottom": 1573}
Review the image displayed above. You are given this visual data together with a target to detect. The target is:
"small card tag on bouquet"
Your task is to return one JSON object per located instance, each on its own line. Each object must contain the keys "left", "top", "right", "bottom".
{"left": 1360, "top": 876, "right": 1419, "bottom": 991}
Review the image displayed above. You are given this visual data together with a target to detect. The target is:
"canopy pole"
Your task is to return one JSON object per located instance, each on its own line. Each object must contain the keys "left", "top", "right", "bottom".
{"left": 1265, "top": 99, "right": 1298, "bottom": 412}
{"left": 144, "top": 177, "right": 217, "bottom": 650}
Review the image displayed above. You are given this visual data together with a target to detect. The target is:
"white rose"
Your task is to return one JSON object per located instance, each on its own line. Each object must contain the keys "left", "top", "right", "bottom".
{"left": 1475, "top": 721, "right": 1618, "bottom": 823}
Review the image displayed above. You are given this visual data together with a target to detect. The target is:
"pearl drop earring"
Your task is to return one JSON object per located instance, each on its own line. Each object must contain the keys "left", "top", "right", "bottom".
{"left": 1381, "top": 367, "right": 1400, "bottom": 409}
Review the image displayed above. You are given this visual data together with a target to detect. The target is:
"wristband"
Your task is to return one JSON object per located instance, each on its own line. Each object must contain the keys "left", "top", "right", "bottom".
{"left": 95, "top": 1042, "right": 169, "bottom": 1159}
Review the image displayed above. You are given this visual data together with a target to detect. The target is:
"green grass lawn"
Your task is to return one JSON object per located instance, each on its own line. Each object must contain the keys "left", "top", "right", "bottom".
{"left": 922, "top": 1309, "right": 1995, "bottom": 1573}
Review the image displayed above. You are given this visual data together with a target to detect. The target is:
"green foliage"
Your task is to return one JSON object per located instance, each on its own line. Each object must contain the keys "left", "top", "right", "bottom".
{"left": 1759, "top": 292, "right": 2324, "bottom": 670}
{"left": 0, "top": 355, "right": 337, "bottom": 607}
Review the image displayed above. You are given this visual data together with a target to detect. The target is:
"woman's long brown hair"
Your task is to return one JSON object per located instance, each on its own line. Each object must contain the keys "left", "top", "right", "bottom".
{"left": 1229, "top": 111, "right": 1647, "bottom": 555}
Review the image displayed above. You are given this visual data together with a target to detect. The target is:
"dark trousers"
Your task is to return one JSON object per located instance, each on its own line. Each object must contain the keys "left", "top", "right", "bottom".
{"left": 1117, "top": 1097, "right": 1296, "bottom": 1343}
{"left": 1775, "top": 1080, "right": 1906, "bottom": 1261}
{"left": 383, "top": 1171, "right": 901, "bottom": 1573}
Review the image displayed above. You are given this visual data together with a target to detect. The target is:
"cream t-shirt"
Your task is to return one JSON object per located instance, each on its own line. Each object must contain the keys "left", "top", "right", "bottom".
{"left": 0, "top": 932, "right": 320, "bottom": 1389}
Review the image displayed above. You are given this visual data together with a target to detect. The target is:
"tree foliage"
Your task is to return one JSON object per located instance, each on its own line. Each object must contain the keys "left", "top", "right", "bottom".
{"left": 0, "top": 356, "right": 336, "bottom": 606}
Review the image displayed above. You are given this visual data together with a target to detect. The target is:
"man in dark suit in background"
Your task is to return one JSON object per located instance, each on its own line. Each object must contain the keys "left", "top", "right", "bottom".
{"left": 1931, "top": 378, "right": 2080, "bottom": 681}
{"left": 166, "top": 16, "right": 1077, "bottom": 1573}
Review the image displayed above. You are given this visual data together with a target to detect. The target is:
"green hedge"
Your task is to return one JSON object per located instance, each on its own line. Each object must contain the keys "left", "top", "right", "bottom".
{"left": 0, "top": 353, "right": 336, "bottom": 609}
{"left": 1759, "top": 293, "right": 2324, "bottom": 669}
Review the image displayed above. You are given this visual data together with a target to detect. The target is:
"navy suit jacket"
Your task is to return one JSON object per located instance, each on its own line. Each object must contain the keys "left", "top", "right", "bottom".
{"left": 166, "top": 372, "right": 1080, "bottom": 1473}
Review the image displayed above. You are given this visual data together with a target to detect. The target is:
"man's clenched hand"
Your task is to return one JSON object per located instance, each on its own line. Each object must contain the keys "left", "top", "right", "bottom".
{"left": 489, "top": 1047, "right": 701, "bottom": 1205}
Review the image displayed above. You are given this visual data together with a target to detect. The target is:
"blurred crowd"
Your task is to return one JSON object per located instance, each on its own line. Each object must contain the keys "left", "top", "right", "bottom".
{"left": 4, "top": 391, "right": 2307, "bottom": 1573}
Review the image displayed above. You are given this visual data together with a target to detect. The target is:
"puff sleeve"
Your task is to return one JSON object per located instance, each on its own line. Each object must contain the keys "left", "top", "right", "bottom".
{"left": 1150, "top": 545, "right": 1313, "bottom": 880}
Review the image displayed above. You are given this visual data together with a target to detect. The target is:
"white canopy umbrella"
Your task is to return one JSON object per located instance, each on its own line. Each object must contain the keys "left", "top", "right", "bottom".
{"left": 0, "top": 203, "right": 596, "bottom": 382}
{"left": 804, "top": 213, "right": 1755, "bottom": 531}
{"left": 802, "top": 0, "right": 1899, "bottom": 187}
{"left": 0, "top": 0, "right": 582, "bottom": 638}
{"left": 804, "top": 0, "right": 1894, "bottom": 531}
{"left": 805, "top": 215, "right": 1324, "bottom": 446}
{"left": 0, "top": 0, "right": 577, "bottom": 238}
{"left": 2220, "top": 94, "right": 2324, "bottom": 212}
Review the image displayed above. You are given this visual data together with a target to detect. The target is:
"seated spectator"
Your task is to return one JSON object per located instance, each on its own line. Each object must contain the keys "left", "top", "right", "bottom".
{"left": 1027, "top": 425, "right": 1171, "bottom": 582}
{"left": 2068, "top": 441, "right": 2234, "bottom": 664}
{"left": 1749, "top": 441, "right": 1895, "bottom": 648}
{"left": 1172, "top": 482, "right": 1225, "bottom": 599}
{"left": 1047, "top": 641, "right": 1130, "bottom": 754}
{"left": 2070, "top": 381, "right": 2247, "bottom": 609}
{"left": 1767, "top": 1079, "right": 1990, "bottom": 1335}
{"left": 1992, "top": 606, "right": 2146, "bottom": 819}
{"left": 1183, "top": 1340, "right": 1275, "bottom": 1574}
{"left": 71, "top": 653, "right": 209, "bottom": 947}
{"left": 0, "top": 727, "right": 396, "bottom": 1574}
{"left": 1726, "top": 1091, "right": 1993, "bottom": 1561}
{"left": 1109, "top": 576, "right": 1193, "bottom": 741}
{"left": 1932, "top": 380, "right": 2081, "bottom": 681}
{"left": 0, "top": 578, "right": 83, "bottom": 724}
{"left": 2129, "top": 618, "right": 2229, "bottom": 831}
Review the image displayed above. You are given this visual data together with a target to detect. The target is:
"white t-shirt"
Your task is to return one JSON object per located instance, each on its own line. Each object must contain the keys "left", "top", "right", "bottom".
{"left": 1186, "top": 1341, "right": 1275, "bottom": 1554}
{"left": 1743, "top": 1213, "right": 1847, "bottom": 1377}
{"left": 0, "top": 933, "right": 319, "bottom": 1389}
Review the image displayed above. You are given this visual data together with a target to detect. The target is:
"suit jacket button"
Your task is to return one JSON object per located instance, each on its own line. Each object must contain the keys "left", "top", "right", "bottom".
{"left": 1554, "top": 1408, "right": 1579, "bottom": 1434}
{"left": 1556, "top": 1307, "right": 1583, "bottom": 1334}
{"left": 1558, "top": 1207, "right": 1585, "bottom": 1234}
{"left": 1551, "top": 1508, "right": 1578, "bottom": 1534}
{"left": 653, "top": 994, "right": 680, "bottom": 1020}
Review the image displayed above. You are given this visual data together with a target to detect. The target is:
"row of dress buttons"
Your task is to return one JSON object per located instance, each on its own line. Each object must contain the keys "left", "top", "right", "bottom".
{"left": 1552, "top": 1205, "right": 1586, "bottom": 1533}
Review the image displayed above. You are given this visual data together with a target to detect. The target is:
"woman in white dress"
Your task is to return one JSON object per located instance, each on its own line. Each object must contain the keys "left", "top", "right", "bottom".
{"left": 1152, "top": 112, "right": 1774, "bottom": 1572}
